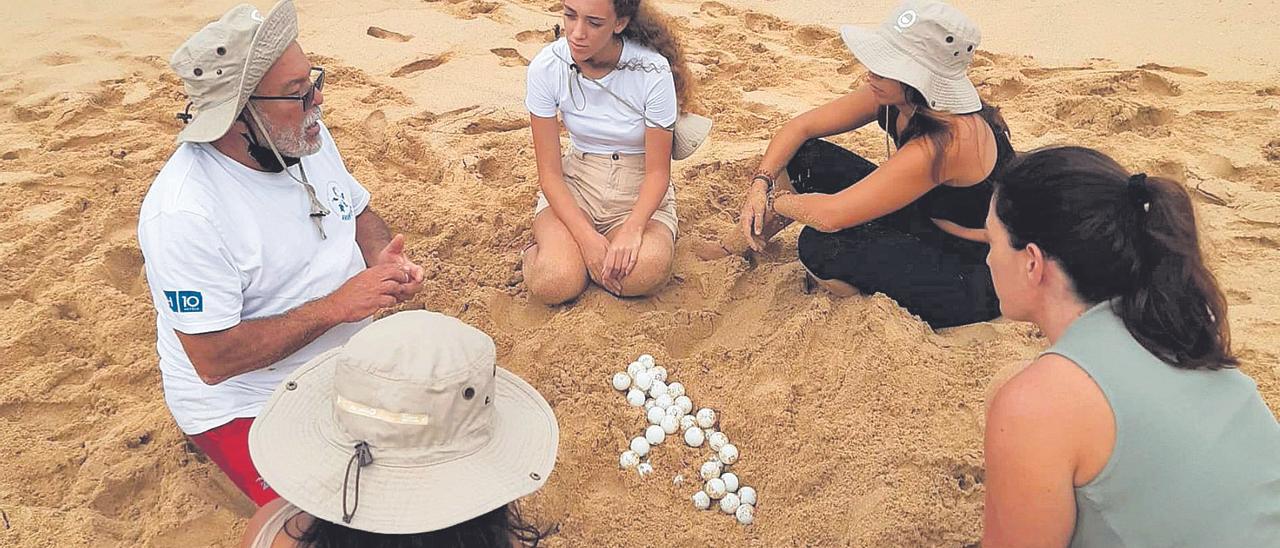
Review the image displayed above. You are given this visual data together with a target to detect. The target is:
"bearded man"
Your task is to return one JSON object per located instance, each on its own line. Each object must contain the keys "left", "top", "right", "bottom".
{"left": 137, "top": 0, "right": 423, "bottom": 505}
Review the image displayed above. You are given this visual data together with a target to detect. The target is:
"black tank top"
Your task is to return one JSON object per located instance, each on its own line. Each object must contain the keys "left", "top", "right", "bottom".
{"left": 877, "top": 105, "right": 1015, "bottom": 229}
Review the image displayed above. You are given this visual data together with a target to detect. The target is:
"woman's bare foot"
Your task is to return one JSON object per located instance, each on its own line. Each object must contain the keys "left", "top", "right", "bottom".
{"left": 803, "top": 266, "right": 858, "bottom": 297}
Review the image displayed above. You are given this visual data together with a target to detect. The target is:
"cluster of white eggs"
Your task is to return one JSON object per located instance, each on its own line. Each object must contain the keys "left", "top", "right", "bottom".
{"left": 612, "top": 354, "right": 758, "bottom": 525}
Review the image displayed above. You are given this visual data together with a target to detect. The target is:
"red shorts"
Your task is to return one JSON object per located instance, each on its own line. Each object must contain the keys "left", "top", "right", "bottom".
{"left": 189, "top": 417, "right": 280, "bottom": 506}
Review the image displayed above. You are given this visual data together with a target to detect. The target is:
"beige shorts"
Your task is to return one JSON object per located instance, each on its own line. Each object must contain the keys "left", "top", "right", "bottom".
{"left": 535, "top": 147, "right": 678, "bottom": 239}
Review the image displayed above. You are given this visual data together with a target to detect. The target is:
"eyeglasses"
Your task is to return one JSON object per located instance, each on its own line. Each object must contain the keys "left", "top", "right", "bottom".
{"left": 249, "top": 66, "right": 325, "bottom": 110}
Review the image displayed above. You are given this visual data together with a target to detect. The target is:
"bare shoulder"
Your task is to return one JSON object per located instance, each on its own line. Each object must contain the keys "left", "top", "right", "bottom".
{"left": 988, "top": 354, "right": 1104, "bottom": 429}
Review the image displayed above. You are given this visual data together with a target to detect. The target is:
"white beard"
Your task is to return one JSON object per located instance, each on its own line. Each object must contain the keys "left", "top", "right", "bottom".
{"left": 260, "top": 106, "right": 324, "bottom": 157}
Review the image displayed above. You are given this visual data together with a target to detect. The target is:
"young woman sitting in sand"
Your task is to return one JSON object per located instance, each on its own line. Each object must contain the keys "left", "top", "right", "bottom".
{"left": 522, "top": 0, "right": 692, "bottom": 304}
{"left": 982, "top": 147, "right": 1280, "bottom": 546}
{"left": 240, "top": 311, "right": 558, "bottom": 547}
{"left": 736, "top": 0, "right": 1013, "bottom": 328}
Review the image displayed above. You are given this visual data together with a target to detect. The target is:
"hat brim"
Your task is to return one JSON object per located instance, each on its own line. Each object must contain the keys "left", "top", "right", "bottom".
{"left": 839, "top": 25, "right": 982, "bottom": 115}
{"left": 176, "top": 95, "right": 240, "bottom": 143}
{"left": 249, "top": 351, "right": 559, "bottom": 534}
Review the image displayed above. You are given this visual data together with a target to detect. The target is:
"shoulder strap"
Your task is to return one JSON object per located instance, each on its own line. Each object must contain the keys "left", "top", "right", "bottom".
{"left": 549, "top": 48, "right": 674, "bottom": 131}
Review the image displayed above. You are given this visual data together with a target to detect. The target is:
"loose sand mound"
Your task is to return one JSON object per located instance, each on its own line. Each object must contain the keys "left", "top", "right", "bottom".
{"left": 1, "top": 1, "right": 1277, "bottom": 546}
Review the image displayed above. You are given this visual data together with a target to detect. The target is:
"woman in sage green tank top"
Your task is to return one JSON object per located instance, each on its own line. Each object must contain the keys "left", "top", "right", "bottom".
{"left": 981, "top": 147, "right": 1280, "bottom": 546}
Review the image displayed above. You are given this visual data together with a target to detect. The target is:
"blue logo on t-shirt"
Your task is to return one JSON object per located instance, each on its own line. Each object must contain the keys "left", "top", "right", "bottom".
{"left": 164, "top": 290, "right": 204, "bottom": 313}
{"left": 329, "top": 182, "right": 352, "bottom": 221}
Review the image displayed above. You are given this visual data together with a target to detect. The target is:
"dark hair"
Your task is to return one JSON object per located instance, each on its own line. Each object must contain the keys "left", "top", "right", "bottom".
{"left": 897, "top": 84, "right": 1010, "bottom": 183}
{"left": 612, "top": 0, "right": 694, "bottom": 109}
{"left": 288, "top": 503, "right": 553, "bottom": 548}
{"left": 992, "top": 146, "right": 1236, "bottom": 370}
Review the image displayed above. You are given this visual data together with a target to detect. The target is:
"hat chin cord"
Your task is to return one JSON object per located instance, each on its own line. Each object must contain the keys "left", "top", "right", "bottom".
{"left": 246, "top": 104, "right": 331, "bottom": 239}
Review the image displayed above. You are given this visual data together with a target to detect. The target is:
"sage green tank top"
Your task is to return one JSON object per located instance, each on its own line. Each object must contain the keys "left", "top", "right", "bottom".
{"left": 1044, "top": 302, "right": 1280, "bottom": 547}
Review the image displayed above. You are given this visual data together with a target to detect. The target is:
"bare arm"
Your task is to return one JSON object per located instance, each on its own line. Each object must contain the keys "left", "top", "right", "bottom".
{"left": 530, "top": 114, "right": 596, "bottom": 242}
{"left": 355, "top": 207, "right": 393, "bottom": 267}
{"left": 983, "top": 355, "right": 1093, "bottom": 547}
{"left": 603, "top": 127, "right": 674, "bottom": 282}
{"left": 755, "top": 84, "right": 882, "bottom": 178}
{"left": 626, "top": 126, "right": 674, "bottom": 227}
{"left": 176, "top": 262, "right": 415, "bottom": 385}
{"left": 773, "top": 138, "right": 939, "bottom": 232}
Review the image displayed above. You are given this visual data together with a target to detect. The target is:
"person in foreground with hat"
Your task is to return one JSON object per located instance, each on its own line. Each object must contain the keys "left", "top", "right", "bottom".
{"left": 138, "top": 0, "right": 424, "bottom": 505}
{"left": 522, "top": 0, "right": 705, "bottom": 304}
{"left": 736, "top": 0, "right": 1013, "bottom": 328}
{"left": 240, "top": 311, "right": 559, "bottom": 547}
{"left": 981, "top": 146, "right": 1280, "bottom": 546}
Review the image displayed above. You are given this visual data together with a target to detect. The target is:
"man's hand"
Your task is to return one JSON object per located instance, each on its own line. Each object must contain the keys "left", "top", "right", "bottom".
{"left": 324, "top": 263, "right": 417, "bottom": 323}
{"left": 373, "top": 234, "right": 425, "bottom": 300}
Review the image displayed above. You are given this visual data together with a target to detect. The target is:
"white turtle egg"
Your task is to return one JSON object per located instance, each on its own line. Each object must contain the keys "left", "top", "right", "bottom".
{"left": 719, "top": 443, "right": 740, "bottom": 465}
{"left": 719, "top": 492, "right": 741, "bottom": 514}
{"left": 675, "top": 396, "right": 693, "bottom": 415}
{"left": 683, "top": 426, "right": 705, "bottom": 447}
{"left": 738, "top": 486, "right": 757, "bottom": 505}
{"left": 626, "top": 361, "right": 645, "bottom": 378}
{"left": 637, "top": 462, "right": 654, "bottom": 478}
{"left": 612, "top": 372, "right": 631, "bottom": 391}
{"left": 695, "top": 408, "right": 717, "bottom": 429}
{"left": 667, "top": 382, "right": 685, "bottom": 398}
{"left": 692, "top": 490, "right": 711, "bottom": 510}
{"left": 735, "top": 503, "right": 755, "bottom": 525}
{"left": 626, "top": 389, "right": 645, "bottom": 407}
{"left": 638, "top": 354, "right": 655, "bottom": 367}
{"left": 646, "top": 406, "right": 666, "bottom": 425}
{"left": 644, "top": 399, "right": 657, "bottom": 410}
{"left": 655, "top": 394, "right": 674, "bottom": 409}
{"left": 721, "top": 472, "right": 740, "bottom": 493}
{"left": 699, "top": 459, "right": 723, "bottom": 480}
{"left": 633, "top": 371, "right": 653, "bottom": 391}
{"left": 648, "top": 381, "right": 668, "bottom": 399}
{"left": 665, "top": 405, "right": 683, "bottom": 418}
{"left": 619, "top": 450, "right": 640, "bottom": 469}
{"left": 651, "top": 365, "right": 668, "bottom": 383}
{"left": 708, "top": 431, "right": 729, "bottom": 452}
{"left": 629, "top": 436, "right": 650, "bottom": 457}
{"left": 704, "top": 478, "right": 727, "bottom": 499}
{"left": 645, "top": 424, "right": 666, "bottom": 445}
{"left": 660, "top": 415, "right": 679, "bottom": 435}
{"left": 679, "top": 415, "right": 697, "bottom": 430}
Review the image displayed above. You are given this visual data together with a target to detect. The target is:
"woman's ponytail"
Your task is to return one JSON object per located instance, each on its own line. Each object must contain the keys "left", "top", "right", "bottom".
{"left": 993, "top": 147, "right": 1237, "bottom": 370}
{"left": 1118, "top": 174, "right": 1236, "bottom": 369}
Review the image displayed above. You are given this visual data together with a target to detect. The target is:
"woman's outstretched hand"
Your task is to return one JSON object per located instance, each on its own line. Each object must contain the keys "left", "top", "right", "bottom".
{"left": 739, "top": 179, "right": 771, "bottom": 252}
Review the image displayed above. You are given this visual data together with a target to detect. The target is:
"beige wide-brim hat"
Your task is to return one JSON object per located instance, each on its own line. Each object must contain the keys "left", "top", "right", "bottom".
{"left": 169, "top": 0, "right": 298, "bottom": 143}
{"left": 840, "top": 0, "right": 983, "bottom": 114}
{"left": 672, "top": 113, "right": 713, "bottom": 161}
{"left": 249, "top": 311, "right": 559, "bottom": 534}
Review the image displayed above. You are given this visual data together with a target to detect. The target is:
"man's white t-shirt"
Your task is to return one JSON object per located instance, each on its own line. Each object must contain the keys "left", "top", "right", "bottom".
{"left": 525, "top": 37, "right": 678, "bottom": 155}
{"left": 138, "top": 122, "right": 371, "bottom": 435}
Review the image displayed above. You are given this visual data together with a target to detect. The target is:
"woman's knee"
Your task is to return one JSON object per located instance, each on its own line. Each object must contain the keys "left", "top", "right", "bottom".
{"left": 525, "top": 256, "right": 588, "bottom": 305}
{"left": 618, "top": 243, "right": 673, "bottom": 297}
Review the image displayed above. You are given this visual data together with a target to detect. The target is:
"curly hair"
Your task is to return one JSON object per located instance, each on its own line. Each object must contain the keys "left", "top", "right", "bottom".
{"left": 613, "top": 0, "right": 694, "bottom": 110}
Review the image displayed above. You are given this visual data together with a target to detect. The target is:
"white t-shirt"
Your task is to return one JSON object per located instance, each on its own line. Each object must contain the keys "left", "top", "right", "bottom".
{"left": 138, "top": 123, "right": 371, "bottom": 435}
{"left": 525, "top": 37, "right": 678, "bottom": 155}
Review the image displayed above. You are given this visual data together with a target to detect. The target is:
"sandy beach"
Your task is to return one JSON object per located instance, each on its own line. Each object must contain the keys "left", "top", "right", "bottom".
{"left": 1, "top": 0, "right": 1278, "bottom": 545}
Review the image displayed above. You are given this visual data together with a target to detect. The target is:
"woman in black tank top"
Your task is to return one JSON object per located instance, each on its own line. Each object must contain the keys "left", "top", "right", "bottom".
{"left": 733, "top": 2, "right": 1014, "bottom": 328}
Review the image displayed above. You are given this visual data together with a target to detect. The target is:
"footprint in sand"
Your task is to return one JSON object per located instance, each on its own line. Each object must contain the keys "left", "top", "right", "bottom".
{"left": 367, "top": 26, "right": 413, "bottom": 42}
{"left": 391, "top": 54, "right": 451, "bottom": 78}
{"left": 490, "top": 48, "right": 530, "bottom": 67}
{"left": 515, "top": 29, "right": 555, "bottom": 44}
{"left": 699, "top": 1, "right": 736, "bottom": 17}
{"left": 463, "top": 114, "right": 529, "bottom": 135}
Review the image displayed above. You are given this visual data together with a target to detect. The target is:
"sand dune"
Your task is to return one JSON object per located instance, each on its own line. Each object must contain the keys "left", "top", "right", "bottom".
{"left": 1, "top": 0, "right": 1277, "bottom": 546}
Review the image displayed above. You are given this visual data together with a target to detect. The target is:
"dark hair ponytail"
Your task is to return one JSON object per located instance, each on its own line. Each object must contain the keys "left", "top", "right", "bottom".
{"left": 993, "top": 146, "right": 1236, "bottom": 370}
